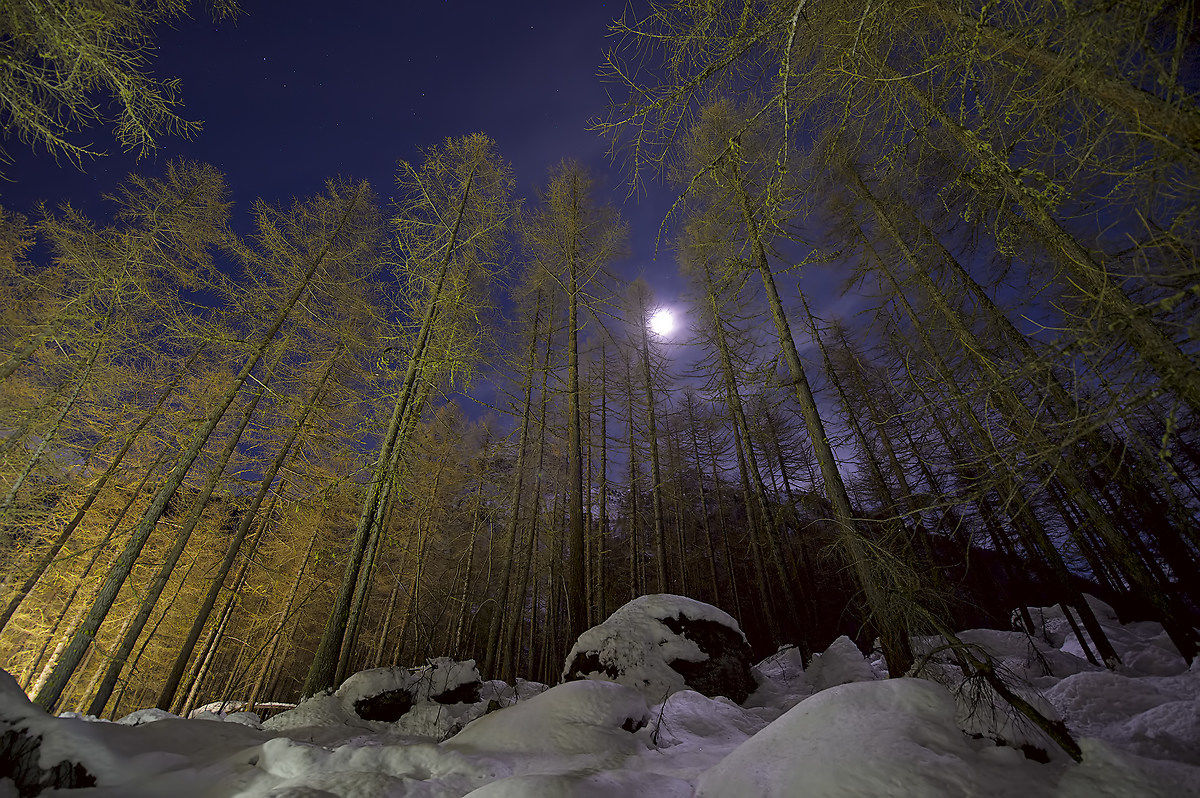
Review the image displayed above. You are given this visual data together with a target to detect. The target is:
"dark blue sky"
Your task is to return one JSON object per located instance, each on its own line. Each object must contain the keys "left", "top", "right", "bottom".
{"left": 0, "top": 0, "right": 875, "bottom": 472}
{"left": 0, "top": 0, "right": 867, "bottom": 424}
{"left": 0, "top": 1, "right": 683, "bottom": 300}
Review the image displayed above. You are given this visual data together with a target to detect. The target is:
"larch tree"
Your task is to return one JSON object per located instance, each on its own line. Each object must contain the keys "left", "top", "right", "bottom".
{"left": 303, "top": 134, "right": 515, "bottom": 697}
{"left": 520, "top": 160, "right": 627, "bottom": 643}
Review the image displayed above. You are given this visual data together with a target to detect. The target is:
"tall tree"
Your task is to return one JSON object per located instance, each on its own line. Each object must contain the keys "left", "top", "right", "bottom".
{"left": 521, "top": 160, "right": 626, "bottom": 643}
{"left": 303, "top": 135, "right": 513, "bottom": 697}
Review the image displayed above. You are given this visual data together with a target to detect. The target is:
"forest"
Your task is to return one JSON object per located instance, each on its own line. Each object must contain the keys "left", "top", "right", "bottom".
{"left": 0, "top": 0, "right": 1197, "bottom": 772}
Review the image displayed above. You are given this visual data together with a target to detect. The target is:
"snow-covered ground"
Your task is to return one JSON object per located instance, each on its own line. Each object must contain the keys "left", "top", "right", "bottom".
{"left": 1, "top": 595, "right": 1197, "bottom": 797}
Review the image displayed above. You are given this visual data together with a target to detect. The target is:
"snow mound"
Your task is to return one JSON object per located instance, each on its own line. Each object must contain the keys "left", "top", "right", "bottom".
{"left": 1045, "top": 668, "right": 1200, "bottom": 765}
{"left": 562, "top": 594, "right": 755, "bottom": 704}
{"left": 696, "top": 678, "right": 1002, "bottom": 797}
{"left": 805, "top": 635, "right": 878, "bottom": 691}
{"left": 115, "top": 708, "right": 178, "bottom": 726}
{"left": 1, "top": 593, "right": 1196, "bottom": 796}
{"left": 0, "top": 668, "right": 274, "bottom": 794}
{"left": 265, "top": 657, "right": 490, "bottom": 739}
{"left": 696, "top": 677, "right": 1187, "bottom": 797}
{"left": 446, "top": 679, "right": 650, "bottom": 759}
{"left": 462, "top": 769, "right": 694, "bottom": 797}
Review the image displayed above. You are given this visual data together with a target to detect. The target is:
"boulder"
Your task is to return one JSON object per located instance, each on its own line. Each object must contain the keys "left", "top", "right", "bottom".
{"left": 0, "top": 726, "right": 96, "bottom": 796}
{"left": 0, "top": 670, "right": 96, "bottom": 795}
{"left": 265, "top": 658, "right": 491, "bottom": 739}
{"left": 340, "top": 657, "right": 483, "bottom": 722}
{"left": 562, "top": 594, "right": 756, "bottom": 704}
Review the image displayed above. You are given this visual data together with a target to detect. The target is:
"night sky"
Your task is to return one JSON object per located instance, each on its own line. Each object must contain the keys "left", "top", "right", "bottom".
{"left": 1, "top": 1, "right": 868, "bottom": 416}
{"left": 0, "top": 2, "right": 684, "bottom": 294}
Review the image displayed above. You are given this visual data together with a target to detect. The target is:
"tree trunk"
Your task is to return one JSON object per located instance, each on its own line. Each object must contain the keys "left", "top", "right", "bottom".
{"left": 0, "top": 349, "right": 199, "bottom": 633}
{"left": 36, "top": 187, "right": 366, "bottom": 712}
{"left": 89, "top": 382, "right": 267, "bottom": 716}
{"left": 1, "top": 315, "right": 109, "bottom": 521}
{"left": 484, "top": 292, "right": 541, "bottom": 677}
{"left": 565, "top": 177, "right": 587, "bottom": 643}
{"left": 637, "top": 305, "right": 669, "bottom": 594}
{"left": 852, "top": 168, "right": 1194, "bottom": 661}
{"left": 155, "top": 349, "right": 339, "bottom": 709}
{"left": 304, "top": 174, "right": 474, "bottom": 697}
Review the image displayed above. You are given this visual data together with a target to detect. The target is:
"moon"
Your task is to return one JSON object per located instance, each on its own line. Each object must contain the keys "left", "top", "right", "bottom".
{"left": 649, "top": 308, "right": 675, "bottom": 337}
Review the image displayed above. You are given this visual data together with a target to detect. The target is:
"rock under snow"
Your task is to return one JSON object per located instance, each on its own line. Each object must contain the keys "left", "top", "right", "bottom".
{"left": 115, "top": 708, "right": 178, "bottom": 726}
{"left": 742, "top": 636, "right": 883, "bottom": 718}
{"left": 1, "top": 592, "right": 1197, "bottom": 796}
{"left": 478, "top": 677, "right": 548, "bottom": 708}
{"left": 265, "top": 657, "right": 490, "bottom": 740}
{"left": 562, "top": 594, "right": 756, "bottom": 704}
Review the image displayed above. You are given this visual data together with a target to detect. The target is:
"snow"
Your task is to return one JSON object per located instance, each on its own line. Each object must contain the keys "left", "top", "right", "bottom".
{"left": 477, "top": 678, "right": 547, "bottom": 708}
{"left": 446, "top": 680, "right": 649, "bottom": 759}
{"left": 697, "top": 677, "right": 1009, "bottom": 797}
{"left": 696, "top": 678, "right": 1198, "bottom": 798}
{"left": 803, "top": 634, "right": 879, "bottom": 691}
{"left": 265, "top": 658, "right": 491, "bottom": 742}
{"left": 1026, "top": 598, "right": 1190, "bottom": 677}
{"left": 561, "top": 594, "right": 748, "bottom": 703}
{"left": 1, "top": 594, "right": 1197, "bottom": 796}
{"left": 462, "top": 769, "right": 694, "bottom": 797}
{"left": 1044, "top": 668, "right": 1200, "bottom": 765}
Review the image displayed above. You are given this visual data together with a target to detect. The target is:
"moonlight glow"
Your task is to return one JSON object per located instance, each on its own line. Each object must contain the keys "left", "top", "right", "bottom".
{"left": 649, "top": 308, "right": 675, "bottom": 336}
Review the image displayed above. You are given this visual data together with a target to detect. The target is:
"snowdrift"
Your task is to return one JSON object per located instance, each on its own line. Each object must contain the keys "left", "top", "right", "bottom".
{"left": 0, "top": 594, "right": 1196, "bottom": 796}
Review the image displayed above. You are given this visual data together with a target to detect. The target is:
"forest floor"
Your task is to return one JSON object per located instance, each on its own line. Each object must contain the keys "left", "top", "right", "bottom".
{"left": 2, "top": 596, "right": 1198, "bottom": 797}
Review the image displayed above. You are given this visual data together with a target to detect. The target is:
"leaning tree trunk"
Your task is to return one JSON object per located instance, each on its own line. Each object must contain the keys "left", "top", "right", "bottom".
{"left": 866, "top": 231, "right": 1122, "bottom": 666}
{"left": 89, "top": 382, "right": 267, "bottom": 716}
{"left": 36, "top": 187, "right": 365, "bottom": 712}
{"left": 247, "top": 520, "right": 320, "bottom": 711}
{"left": 701, "top": 262, "right": 794, "bottom": 635}
{"left": 156, "top": 348, "right": 339, "bottom": 709}
{"left": 25, "top": 445, "right": 170, "bottom": 695}
{"left": 304, "top": 174, "right": 475, "bottom": 698}
{"left": 852, "top": 168, "right": 1195, "bottom": 661}
{"left": 731, "top": 153, "right": 913, "bottom": 675}
{"left": 0, "top": 349, "right": 199, "bottom": 633}
{"left": 0, "top": 314, "right": 109, "bottom": 521}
